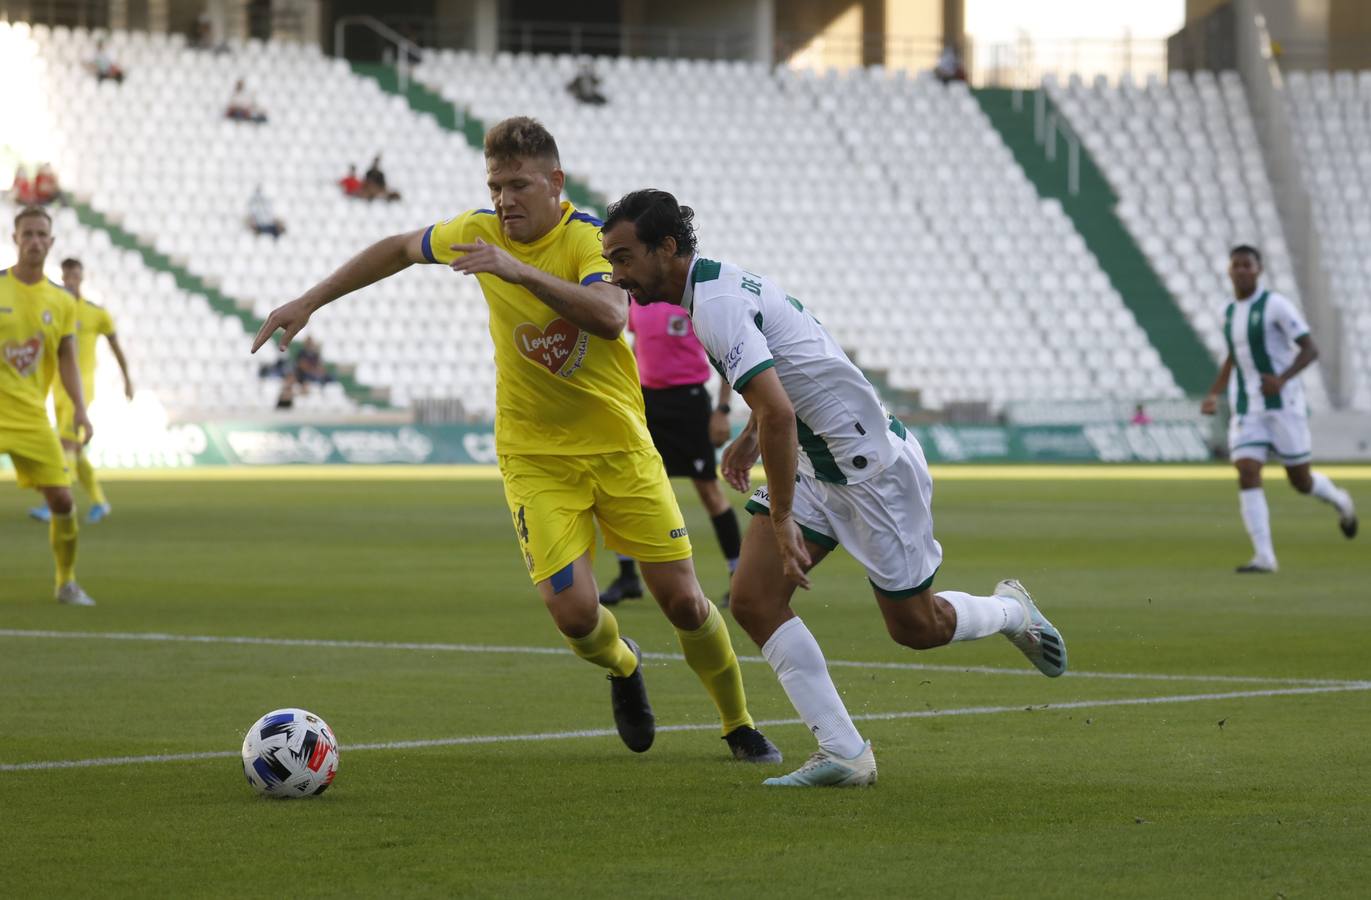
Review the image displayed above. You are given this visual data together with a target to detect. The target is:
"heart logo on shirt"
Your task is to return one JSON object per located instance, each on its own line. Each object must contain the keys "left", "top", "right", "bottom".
{"left": 3, "top": 335, "right": 42, "bottom": 377}
{"left": 514, "top": 319, "right": 587, "bottom": 376}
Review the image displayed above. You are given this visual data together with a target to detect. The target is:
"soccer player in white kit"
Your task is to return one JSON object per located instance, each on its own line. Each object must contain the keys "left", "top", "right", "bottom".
{"left": 601, "top": 190, "right": 1068, "bottom": 787}
{"left": 1201, "top": 245, "right": 1357, "bottom": 572}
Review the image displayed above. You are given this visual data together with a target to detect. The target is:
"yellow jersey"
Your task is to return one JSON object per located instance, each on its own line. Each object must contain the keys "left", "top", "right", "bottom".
{"left": 422, "top": 202, "right": 652, "bottom": 456}
{"left": 55, "top": 296, "right": 115, "bottom": 407}
{"left": 0, "top": 267, "right": 76, "bottom": 429}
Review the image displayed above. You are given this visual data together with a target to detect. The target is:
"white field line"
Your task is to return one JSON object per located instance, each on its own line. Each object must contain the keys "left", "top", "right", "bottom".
{"left": 0, "top": 628, "right": 1361, "bottom": 688}
{"left": 3, "top": 682, "right": 1368, "bottom": 773}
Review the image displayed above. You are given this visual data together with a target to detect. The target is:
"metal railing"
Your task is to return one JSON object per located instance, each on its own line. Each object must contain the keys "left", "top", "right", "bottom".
{"left": 1012, "top": 87, "right": 1081, "bottom": 196}
{"left": 334, "top": 15, "right": 424, "bottom": 90}
{"left": 976, "top": 34, "right": 1169, "bottom": 88}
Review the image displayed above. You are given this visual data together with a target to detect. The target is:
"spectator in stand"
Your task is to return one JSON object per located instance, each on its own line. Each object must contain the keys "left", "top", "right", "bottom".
{"left": 32, "top": 164, "right": 62, "bottom": 206}
{"left": 361, "top": 155, "right": 401, "bottom": 202}
{"left": 567, "top": 62, "right": 607, "bottom": 105}
{"left": 226, "top": 78, "right": 267, "bottom": 123}
{"left": 292, "top": 337, "right": 332, "bottom": 388}
{"left": 247, "top": 186, "right": 285, "bottom": 239}
{"left": 339, "top": 164, "right": 363, "bottom": 198}
{"left": 934, "top": 44, "right": 967, "bottom": 84}
{"left": 9, "top": 166, "right": 38, "bottom": 206}
{"left": 1129, "top": 403, "right": 1153, "bottom": 426}
{"left": 87, "top": 39, "right": 125, "bottom": 83}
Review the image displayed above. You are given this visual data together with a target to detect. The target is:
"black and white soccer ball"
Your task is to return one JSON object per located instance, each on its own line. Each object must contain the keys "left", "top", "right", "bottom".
{"left": 241, "top": 708, "right": 339, "bottom": 798}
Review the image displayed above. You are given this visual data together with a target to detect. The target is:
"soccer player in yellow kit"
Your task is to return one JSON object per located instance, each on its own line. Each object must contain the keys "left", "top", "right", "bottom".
{"left": 29, "top": 257, "right": 133, "bottom": 524}
{"left": 252, "top": 117, "right": 780, "bottom": 763}
{"left": 2, "top": 207, "right": 96, "bottom": 605}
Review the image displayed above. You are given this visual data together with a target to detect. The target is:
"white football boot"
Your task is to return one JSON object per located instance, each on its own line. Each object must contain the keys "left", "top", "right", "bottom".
{"left": 56, "top": 581, "right": 96, "bottom": 606}
{"left": 763, "top": 741, "right": 876, "bottom": 787}
{"left": 997, "top": 579, "right": 1067, "bottom": 677}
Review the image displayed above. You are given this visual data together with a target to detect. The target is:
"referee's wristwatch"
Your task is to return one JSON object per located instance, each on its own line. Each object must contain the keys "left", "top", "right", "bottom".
{"left": 716, "top": 404, "right": 731, "bottom": 414}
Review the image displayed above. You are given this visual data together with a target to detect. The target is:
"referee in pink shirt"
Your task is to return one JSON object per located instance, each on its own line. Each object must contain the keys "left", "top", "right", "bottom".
{"left": 600, "top": 300, "right": 742, "bottom": 606}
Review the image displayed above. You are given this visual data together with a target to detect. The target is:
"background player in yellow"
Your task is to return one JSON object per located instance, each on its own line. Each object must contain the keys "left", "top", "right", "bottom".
{"left": 252, "top": 117, "right": 780, "bottom": 763}
{"left": 2, "top": 207, "right": 96, "bottom": 605}
{"left": 28, "top": 256, "right": 133, "bottom": 525}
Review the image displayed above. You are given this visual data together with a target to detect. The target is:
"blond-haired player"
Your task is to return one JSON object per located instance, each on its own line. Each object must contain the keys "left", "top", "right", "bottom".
{"left": 29, "top": 256, "right": 133, "bottom": 524}
{"left": 252, "top": 118, "right": 780, "bottom": 763}
{"left": 2, "top": 207, "right": 96, "bottom": 605}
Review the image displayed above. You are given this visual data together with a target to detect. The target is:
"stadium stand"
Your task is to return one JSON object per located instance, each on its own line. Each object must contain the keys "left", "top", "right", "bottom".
{"left": 0, "top": 196, "right": 324, "bottom": 413}
{"left": 1283, "top": 69, "right": 1371, "bottom": 411}
{"left": 413, "top": 50, "right": 1183, "bottom": 410}
{"left": 1046, "top": 69, "right": 1333, "bottom": 410}
{"left": 10, "top": 22, "right": 500, "bottom": 417}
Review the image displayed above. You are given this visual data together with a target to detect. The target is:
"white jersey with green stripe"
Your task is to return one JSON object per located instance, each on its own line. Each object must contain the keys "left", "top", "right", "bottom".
{"left": 680, "top": 255, "right": 900, "bottom": 485}
{"left": 1222, "top": 289, "right": 1309, "bottom": 416}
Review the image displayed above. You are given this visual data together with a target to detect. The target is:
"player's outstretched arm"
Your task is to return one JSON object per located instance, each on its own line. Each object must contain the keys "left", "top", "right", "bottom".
{"left": 106, "top": 333, "right": 134, "bottom": 399}
{"left": 57, "top": 335, "right": 93, "bottom": 444}
{"left": 252, "top": 228, "right": 429, "bottom": 352}
{"left": 740, "top": 368, "right": 810, "bottom": 588}
{"left": 1201, "top": 355, "right": 1233, "bottom": 415}
{"left": 449, "top": 239, "right": 627, "bottom": 339}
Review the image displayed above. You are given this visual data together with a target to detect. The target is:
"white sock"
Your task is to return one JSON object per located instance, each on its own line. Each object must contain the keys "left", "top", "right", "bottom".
{"left": 1239, "top": 487, "right": 1276, "bottom": 562}
{"left": 1309, "top": 472, "right": 1352, "bottom": 517}
{"left": 761, "top": 617, "right": 865, "bottom": 760}
{"left": 942, "top": 591, "right": 1026, "bottom": 641}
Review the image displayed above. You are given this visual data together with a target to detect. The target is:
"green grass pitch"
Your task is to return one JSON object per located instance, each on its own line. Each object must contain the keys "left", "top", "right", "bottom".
{"left": 1, "top": 471, "right": 1368, "bottom": 898}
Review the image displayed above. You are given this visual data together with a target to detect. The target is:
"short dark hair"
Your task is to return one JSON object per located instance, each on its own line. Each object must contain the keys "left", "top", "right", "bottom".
{"left": 483, "top": 116, "right": 560, "bottom": 166}
{"left": 13, "top": 206, "right": 51, "bottom": 229}
{"left": 61, "top": 257, "right": 82, "bottom": 269}
{"left": 1230, "top": 244, "right": 1262, "bottom": 264}
{"left": 603, "top": 189, "right": 697, "bottom": 258}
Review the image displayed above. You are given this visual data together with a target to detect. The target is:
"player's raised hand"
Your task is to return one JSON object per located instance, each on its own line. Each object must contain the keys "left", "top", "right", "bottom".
{"left": 252, "top": 296, "right": 314, "bottom": 353}
{"left": 449, "top": 238, "right": 527, "bottom": 285}
{"left": 774, "top": 516, "right": 812, "bottom": 589}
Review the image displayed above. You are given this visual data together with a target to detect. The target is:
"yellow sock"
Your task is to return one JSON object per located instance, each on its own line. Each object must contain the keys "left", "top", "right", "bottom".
{"left": 50, "top": 513, "right": 78, "bottom": 587}
{"left": 563, "top": 607, "right": 638, "bottom": 678}
{"left": 677, "top": 603, "right": 754, "bottom": 734}
{"left": 75, "top": 451, "right": 106, "bottom": 506}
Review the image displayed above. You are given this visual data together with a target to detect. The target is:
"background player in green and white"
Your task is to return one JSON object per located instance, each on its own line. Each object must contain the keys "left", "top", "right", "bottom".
{"left": 601, "top": 189, "right": 1067, "bottom": 787}
{"left": 1201, "top": 245, "right": 1356, "bottom": 573}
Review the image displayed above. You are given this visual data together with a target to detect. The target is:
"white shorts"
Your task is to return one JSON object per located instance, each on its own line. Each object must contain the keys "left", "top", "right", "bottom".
{"left": 1228, "top": 409, "right": 1312, "bottom": 466}
{"left": 745, "top": 431, "right": 943, "bottom": 597}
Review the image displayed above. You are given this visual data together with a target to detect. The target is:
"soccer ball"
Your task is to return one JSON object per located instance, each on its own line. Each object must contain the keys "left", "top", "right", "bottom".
{"left": 241, "top": 708, "right": 339, "bottom": 798}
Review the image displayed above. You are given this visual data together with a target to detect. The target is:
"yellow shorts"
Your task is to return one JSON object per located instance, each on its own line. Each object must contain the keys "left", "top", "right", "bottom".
{"left": 499, "top": 447, "right": 693, "bottom": 585}
{"left": 1, "top": 423, "right": 71, "bottom": 489}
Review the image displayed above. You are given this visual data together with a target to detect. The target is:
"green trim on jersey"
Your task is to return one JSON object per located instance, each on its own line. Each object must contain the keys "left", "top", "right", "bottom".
{"left": 743, "top": 499, "right": 840, "bottom": 550}
{"left": 796, "top": 417, "right": 846, "bottom": 484}
{"left": 753, "top": 312, "right": 763, "bottom": 330}
{"left": 888, "top": 415, "right": 908, "bottom": 440}
{"left": 691, "top": 258, "right": 721, "bottom": 285}
{"left": 1245, "top": 291, "right": 1282, "bottom": 411}
{"left": 733, "top": 359, "right": 775, "bottom": 392}
{"left": 1223, "top": 302, "right": 1248, "bottom": 416}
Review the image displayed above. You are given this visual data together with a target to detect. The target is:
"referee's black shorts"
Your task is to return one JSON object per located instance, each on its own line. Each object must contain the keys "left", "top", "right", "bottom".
{"left": 642, "top": 383, "right": 716, "bottom": 480}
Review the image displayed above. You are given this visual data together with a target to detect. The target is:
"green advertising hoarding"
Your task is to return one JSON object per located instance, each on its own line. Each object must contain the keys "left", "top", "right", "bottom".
{"left": 0, "top": 421, "right": 1213, "bottom": 469}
